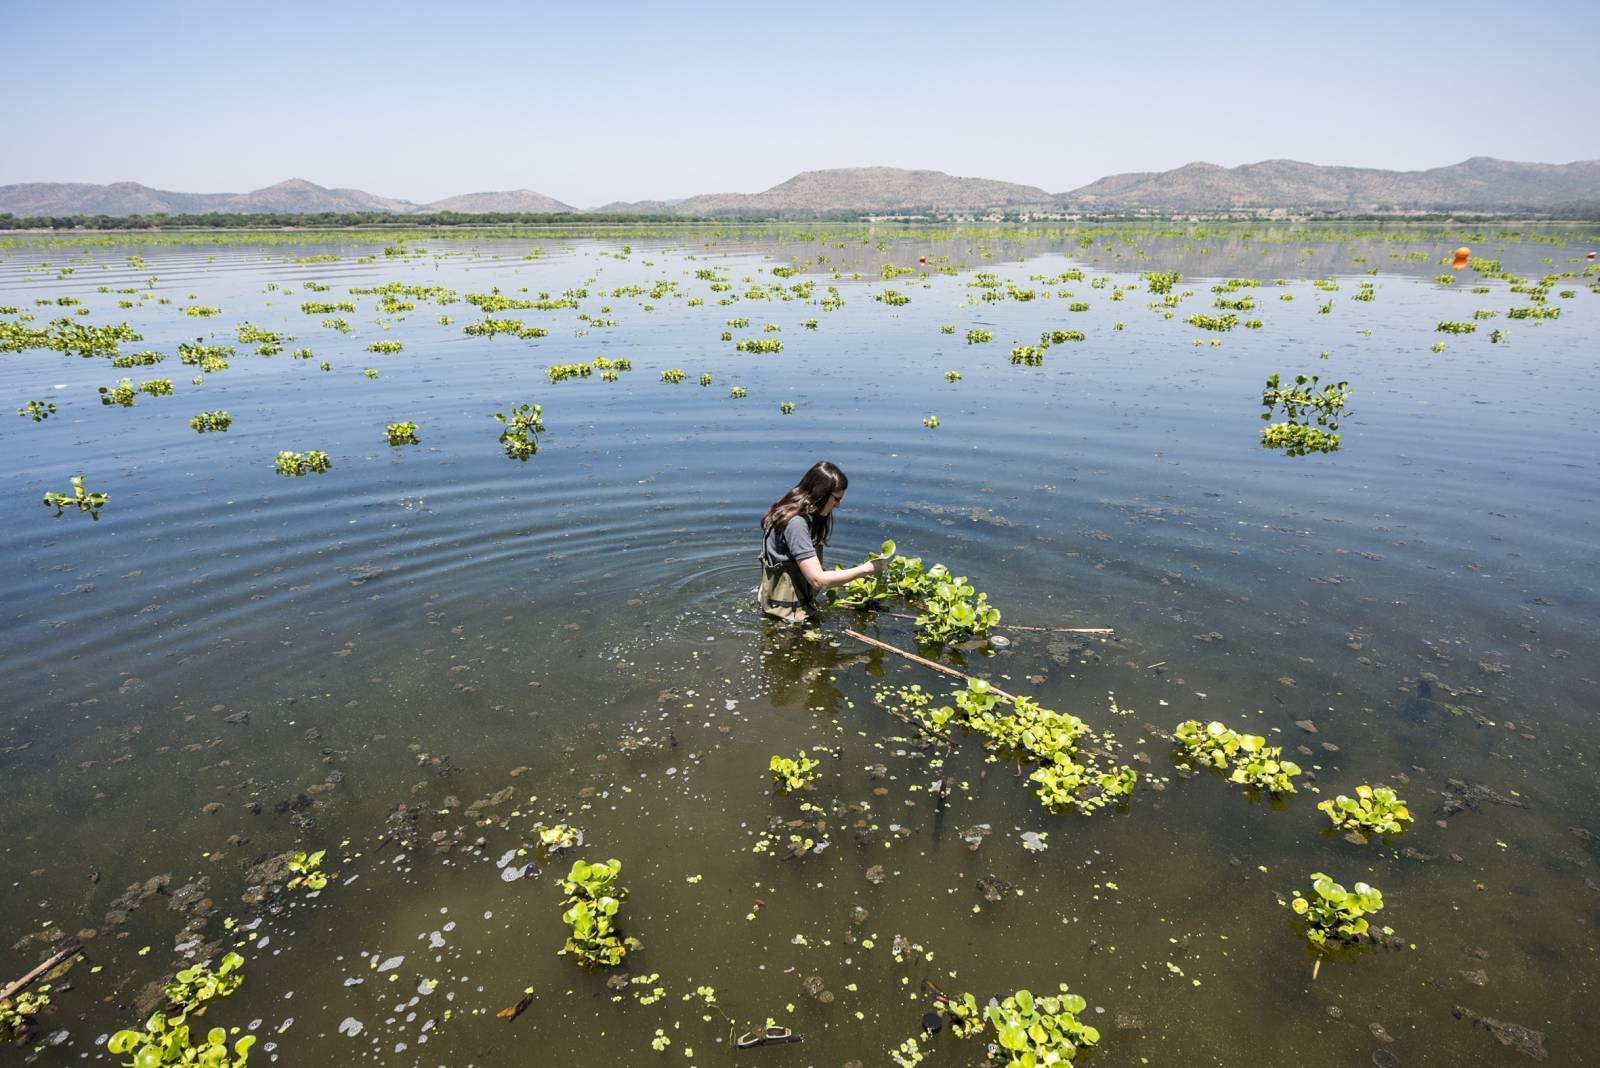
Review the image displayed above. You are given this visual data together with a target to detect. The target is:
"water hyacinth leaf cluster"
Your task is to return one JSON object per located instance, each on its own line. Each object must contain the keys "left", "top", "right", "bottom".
{"left": 558, "top": 858, "right": 635, "bottom": 967}
{"left": 1173, "top": 719, "right": 1301, "bottom": 794}
{"left": 933, "top": 986, "right": 1100, "bottom": 1064}
{"left": 1317, "top": 784, "right": 1412, "bottom": 836}
{"left": 769, "top": 751, "right": 821, "bottom": 792}
{"left": 1290, "top": 872, "right": 1385, "bottom": 947}
{"left": 1260, "top": 372, "right": 1352, "bottom": 456}
{"left": 495, "top": 403, "right": 544, "bottom": 460}
{"left": 890, "top": 680, "right": 1137, "bottom": 814}
{"left": 43, "top": 474, "right": 108, "bottom": 519}
{"left": 385, "top": 421, "right": 420, "bottom": 446}
{"left": 274, "top": 450, "right": 331, "bottom": 477}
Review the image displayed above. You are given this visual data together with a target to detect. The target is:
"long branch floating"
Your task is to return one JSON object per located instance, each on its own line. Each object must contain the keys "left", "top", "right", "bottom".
{"left": 843, "top": 628, "right": 1020, "bottom": 702}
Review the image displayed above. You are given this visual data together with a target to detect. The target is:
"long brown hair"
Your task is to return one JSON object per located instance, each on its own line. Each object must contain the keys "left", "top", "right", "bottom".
{"left": 762, "top": 460, "right": 848, "bottom": 548}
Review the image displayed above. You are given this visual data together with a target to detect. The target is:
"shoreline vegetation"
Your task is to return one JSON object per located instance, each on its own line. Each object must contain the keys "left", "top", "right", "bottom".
{"left": 1, "top": 218, "right": 1595, "bottom": 253}
{"left": 3, "top": 209, "right": 1600, "bottom": 237}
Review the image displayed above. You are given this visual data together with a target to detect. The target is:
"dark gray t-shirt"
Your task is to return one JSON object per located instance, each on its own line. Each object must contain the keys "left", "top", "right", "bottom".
{"left": 763, "top": 515, "right": 817, "bottom": 564}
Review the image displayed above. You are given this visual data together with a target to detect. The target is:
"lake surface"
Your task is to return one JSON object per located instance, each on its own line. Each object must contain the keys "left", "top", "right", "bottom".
{"left": 1, "top": 223, "right": 1596, "bottom": 1066}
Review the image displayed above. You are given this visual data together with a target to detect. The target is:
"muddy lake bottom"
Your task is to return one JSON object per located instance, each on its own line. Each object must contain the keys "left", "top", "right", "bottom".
{"left": 0, "top": 224, "right": 1596, "bottom": 1066}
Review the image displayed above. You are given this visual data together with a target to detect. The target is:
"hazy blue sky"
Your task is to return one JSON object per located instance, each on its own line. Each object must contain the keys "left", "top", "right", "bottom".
{"left": 5, "top": 0, "right": 1597, "bottom": 207}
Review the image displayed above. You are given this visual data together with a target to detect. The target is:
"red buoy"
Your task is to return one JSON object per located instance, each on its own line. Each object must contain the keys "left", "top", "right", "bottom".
{"left": 919, "top": 255, "right": 927, "bottom": 265}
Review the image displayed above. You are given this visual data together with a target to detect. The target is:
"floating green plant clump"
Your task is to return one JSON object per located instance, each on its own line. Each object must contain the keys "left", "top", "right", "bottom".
{"left": 286, "top": 849, "right": 330, "bottom": 890}
{"left": 108, "top": 1013, "right": 256, "bottom": 1067}
{"left": 923, "top": 414, "right": 940, "bottom": 428}
{"left": 915, "top": 572, "right": 999, "bottom": 644}
{"left": 190, "top": 410, "right": 231, "bottom": 433}
{"left": 735, "top": 338, "right": 782, "bottom": 353}
{"left": 1009, "top": 346, "right": 1044, "bottom": 366}
{"left": 367, "top": 339, "right": 403, "bottom": 354}
{"left": 112, "top": 350, "right": 164, "bottom": 368}
{"left": 165, "top": 952, "right": 246, "bottom": 1013}
{"left": 558, "top": 858, "right": 636, "bottom": 967}
{"left": 1142, "top": 270, "right": 1181, "bottom": 294}
{"left": 43, "top": 474, "right": 108, "bottom": 518}
{"left": 780, "top": 402, "right": 795, "bottom": 414}
{"left": 966, "top": 328, "right": 993, "bottom": 344}
{"left": 1290, "top": 872, "right": 1385, "bottom": 947}
{"left": 900, "top": 680, "right": 1136, "bottom": 813}
{"left": 660, "top": 368, "right": 686, "bottom": 383}
{"left": 875, "top": 289, "right": 911, "bottom": 306}
{"left": 1185, "top": 312, "right": 1239, "bottom": 331}
{"left": 1317, "top": 785, "right": 1412, "bottom": 836}
{"left": 1040, "top": 329, "right": 1085, "bottom": 345}
{"left": 1435, "top": 320, "right": 1476, "bottom": 334}
{"left": 1260, "top": 372, "right": 1351, "bottom": 457}
{"left": 1173, "top": 719, "right": 1301, "bottom": 795}
{"left": 99, "top": 377, "right": 170, "bottom": 407}
{"left": 546, "top": 363, "right": 592, "bottom": 383}
{"left": 385, "top": 421, "right": 420, "bottom": 445}
{"left": 495, "top": 403, "right": 544, "bottom": 460}
{"left": 769, "top": 751, "right": 821, "bottom": 791}
{"left": 18, "top": 399, "right": 55, "bottom": 421}
{"left": 730, "top": 386, "right": 747, "bottom": 398}
{"left": 465, "top": 317, "right": 549, "bottom": 339}
{"left": 943, "top": 370, "right": 961, "bottom": 382}
{"left": 533, "top": 823, "right": 581, "bottom": 852}
{"left": 0, "top": 986, "right": 51, "bottom": 1039}
{"left": 108, "top": 951, "right": 255, "bottom": 1066}
{"left": 931, "top": 985, "right": 1100, "bottom": 1065}
{"left": 274, "top": 450, "right": 331, "bottom": 476}
{"left": 300, "top": 301, "right": 355, "bottom": 314}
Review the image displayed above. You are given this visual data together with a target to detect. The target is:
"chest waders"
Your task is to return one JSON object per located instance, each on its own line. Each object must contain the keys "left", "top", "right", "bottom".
{"left": 758, "top": 548, "right": 816, "bottom": 623}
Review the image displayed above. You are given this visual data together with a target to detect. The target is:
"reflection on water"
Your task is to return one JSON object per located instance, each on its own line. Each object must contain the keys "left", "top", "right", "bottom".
{"left": 0, "top": 223, "right": 1595, "bottom": 1066}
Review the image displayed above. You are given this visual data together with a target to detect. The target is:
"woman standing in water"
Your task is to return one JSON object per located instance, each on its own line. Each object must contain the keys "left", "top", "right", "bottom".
{"left": 759, "top": 460, "right": 888, "bottom": 623}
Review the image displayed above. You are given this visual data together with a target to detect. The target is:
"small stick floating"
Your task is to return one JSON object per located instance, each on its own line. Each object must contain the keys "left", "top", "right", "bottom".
{"left": 1, "top": 942, "right": 82, "bottom": 1004}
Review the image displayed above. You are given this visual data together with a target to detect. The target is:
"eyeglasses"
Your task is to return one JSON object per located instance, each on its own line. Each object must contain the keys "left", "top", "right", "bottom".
{"left": 828, "top": 493, "right": 844, "bottom": 504}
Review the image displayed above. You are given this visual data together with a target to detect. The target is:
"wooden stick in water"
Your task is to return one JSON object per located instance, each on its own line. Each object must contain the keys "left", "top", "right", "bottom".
{"left": 0, "top": 943, "right": 81, "bottom": 1004}
{"left": 880, "top": 611, "right": 1112, "bottom": 635}
{"left": 843, "top": 629, "right": 1020, "bottom": 703}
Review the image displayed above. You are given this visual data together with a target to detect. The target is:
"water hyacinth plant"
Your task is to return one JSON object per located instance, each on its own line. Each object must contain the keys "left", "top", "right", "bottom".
{"left": 190, "top": 410, "right": 232, "bottom": 433}
{"left": 915, "top": 572, "right": 999, "bottom": 645}
{"left": 660, "top": 368, "right": 686, "bottom": 383}
{"left": 367, "top": 339, "right": 403, "bottom": 354}
{"left": 1290, "top": 872, "right": 1385, "bottom": 947}
{"left": 546, "top": 363, "right": 592, "bottom": 383}
{"left": 495, "top": 403, "right": 544, "bottom": 460}
{"left": 1173, "top": 720, "right": 1301, "bottom": 795}
{"left": 558, "top": 858, "right": 635, "bottom": 967}
{"left": 385, "top": 421, "right": 420, "bottom": 445}
{"left": 18, "top": 399, "right": 55, "bottom": 421}
{"left": 1260, "top": 373, "right": 1352, "bottom": 457}
{"left": 274, "top": 450, "right": 331, "bottom": 476}
{"left": 769, "top": 751, "right": 821, "bottom": 791}
{"left": 965, "top": 328, "right": 993, "bottom": 344}
{"left": 1317, "top": 784, "right": 1412, "bottom": 836}
{"left": 938, "top": 986, "right": 1101, "bottom": 1064}
{"left": 285, "top": 850, "right": 330, "bottom": 890}
{"left": 43, "top": 474, "right": 108, "bottom": 518}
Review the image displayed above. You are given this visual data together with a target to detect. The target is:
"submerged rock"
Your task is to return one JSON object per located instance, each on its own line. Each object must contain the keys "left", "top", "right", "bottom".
{"left": 1453, "top": 1005, "right": 1547, "bottom": 1060}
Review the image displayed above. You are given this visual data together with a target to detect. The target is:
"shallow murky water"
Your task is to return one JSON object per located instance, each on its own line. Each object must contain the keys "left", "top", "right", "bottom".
{"left": 1, "top": 223, "right": 1596, "bottom": 1066}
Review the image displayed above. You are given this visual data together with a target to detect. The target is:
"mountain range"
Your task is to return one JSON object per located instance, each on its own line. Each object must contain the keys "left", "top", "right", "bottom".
{"left": 3, "top": 158, "right": 1597, "bottom": 218}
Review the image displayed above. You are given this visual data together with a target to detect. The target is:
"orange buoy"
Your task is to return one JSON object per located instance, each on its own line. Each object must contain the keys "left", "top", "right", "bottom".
{"left": 919, "top": 255, "right": 927, "bottom": 265}
{"left": 1451, "top": 246, "right": 1471, "bottom": 269}
{"left": 1588, "top": 251, "right": 1596, "bottom": 261}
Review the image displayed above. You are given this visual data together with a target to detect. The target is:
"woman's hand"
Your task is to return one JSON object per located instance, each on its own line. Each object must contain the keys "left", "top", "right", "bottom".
{"left": 865, "top": 556, "right": 891, "bottom": 575}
